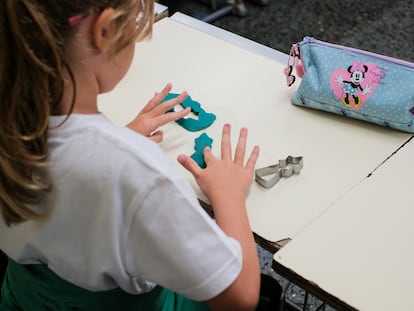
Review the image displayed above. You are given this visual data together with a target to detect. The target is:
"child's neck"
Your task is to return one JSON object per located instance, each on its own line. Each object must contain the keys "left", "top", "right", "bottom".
{"left": 56, "top": 64, "right": 100, "bottom": 115}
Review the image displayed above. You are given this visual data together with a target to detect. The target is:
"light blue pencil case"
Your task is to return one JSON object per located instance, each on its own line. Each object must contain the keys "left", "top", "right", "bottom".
{"left": 285, "top": 37, "right": 414, "bottom": 133}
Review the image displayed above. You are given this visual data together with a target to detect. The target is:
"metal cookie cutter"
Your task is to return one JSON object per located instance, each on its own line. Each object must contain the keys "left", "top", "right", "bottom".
{"left": 255, "top": 156, "right": 303, "bottom": 189}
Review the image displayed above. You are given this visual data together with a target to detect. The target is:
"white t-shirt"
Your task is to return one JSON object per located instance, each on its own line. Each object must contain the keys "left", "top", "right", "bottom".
{"left": 0, "top": 114, "right": 242, "bottom": 301}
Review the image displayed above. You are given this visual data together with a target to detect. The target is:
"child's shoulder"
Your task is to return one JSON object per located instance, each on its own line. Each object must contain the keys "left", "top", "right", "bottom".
{"left": 48, "top": 113, "right": 176, "bottom": 179}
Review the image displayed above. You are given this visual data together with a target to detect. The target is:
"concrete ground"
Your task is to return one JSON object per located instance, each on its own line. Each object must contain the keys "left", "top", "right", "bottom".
{"left": 166, "top": 0, "right": 414, "bottom": 62}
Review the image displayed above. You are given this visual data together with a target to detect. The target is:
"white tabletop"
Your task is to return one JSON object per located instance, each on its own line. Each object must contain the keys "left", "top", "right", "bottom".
{"left": 274, "top": 136, "right": 414, "bottom": 310}
{"left": 171, "top": 12, "right": 288, "bottom": 64}
{"left": 154, "top": 2, "right": 167, "bottom": 16}
{"left": 98, "top": 17, "right": 410, "bottom": 243}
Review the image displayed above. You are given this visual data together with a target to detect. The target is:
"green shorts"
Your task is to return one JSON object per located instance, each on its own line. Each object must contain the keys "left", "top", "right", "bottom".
{"left": 0, "top": 259, "right": 210, "bottom": 311}
{"left": 0, "top": 259, "right": 271, "bottom": 311}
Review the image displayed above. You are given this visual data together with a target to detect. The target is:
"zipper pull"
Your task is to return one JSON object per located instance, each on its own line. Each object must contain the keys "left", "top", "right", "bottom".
{"left": 284, "top": 45, "right": 296, "bottom": 86}
{"left": 294, "top": 44, "right": 305, "bottom": 78}
{"left": 284, "top": 44, "right": 303, "bottom": 86}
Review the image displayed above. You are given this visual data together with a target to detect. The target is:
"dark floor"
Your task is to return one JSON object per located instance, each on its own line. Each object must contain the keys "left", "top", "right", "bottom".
{"left": 165, "top": 0, "right": 414, "bottom": 62}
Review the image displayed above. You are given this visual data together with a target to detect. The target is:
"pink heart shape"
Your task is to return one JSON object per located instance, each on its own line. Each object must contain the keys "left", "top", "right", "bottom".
{"left": 284, "top": 66, "right": 296, "bottom": 86}
{"left": 330, "top": 62, "right": 382, "bottom": 110}
{"left": 283, "top": 66, "right": 291, "bottom": 77}
{"left": 286, "top": 75, "right": 295, "bottom": 87}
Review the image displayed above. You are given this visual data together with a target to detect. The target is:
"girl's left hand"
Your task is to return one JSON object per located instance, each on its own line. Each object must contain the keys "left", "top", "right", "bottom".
{"left": 127, "top": 83, "right": 190, "bottom": 143}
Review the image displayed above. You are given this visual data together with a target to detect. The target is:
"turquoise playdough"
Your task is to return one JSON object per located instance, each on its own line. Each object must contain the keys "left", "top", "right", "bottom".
{"left": 191, "top": 133, "right": 213, "bottom": 168}
{"left": 163, "top": 93, "right": 216, "bottom": 131}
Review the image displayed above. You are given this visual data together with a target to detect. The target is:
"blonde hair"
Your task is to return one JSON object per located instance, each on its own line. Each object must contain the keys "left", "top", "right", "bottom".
{"left": 0, "top": 0, "right": 154, "bottom": 226}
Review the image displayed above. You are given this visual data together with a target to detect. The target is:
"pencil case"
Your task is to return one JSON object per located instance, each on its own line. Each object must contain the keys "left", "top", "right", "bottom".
{"left": 285, "top": 36, "right": 414, "bottom": 133}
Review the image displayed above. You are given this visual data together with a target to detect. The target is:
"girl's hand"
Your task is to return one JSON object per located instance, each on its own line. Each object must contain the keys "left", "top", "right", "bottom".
{"left": 127, "top": 83, "right": 191, "bottom": 143}
{"left": 178, "top": 124, "right": 260, "bottom": 204}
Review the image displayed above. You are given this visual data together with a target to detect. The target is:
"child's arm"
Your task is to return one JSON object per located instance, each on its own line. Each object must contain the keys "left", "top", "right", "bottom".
{"left": 127, "top": 83, "right": 190, "bottom": 142}
{"left": 178, "top": 124, "right": 260, "bottom": 311}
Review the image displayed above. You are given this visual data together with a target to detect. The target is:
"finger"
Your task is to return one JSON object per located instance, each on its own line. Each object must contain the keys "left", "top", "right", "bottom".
{"left": 141, "top": 83, "right": 173, "bottom": 113}
{"left": 177, "top": 154, "right": 202, "bottom": 178}
{"left": 244, "top": 145, "right": 260, "bottom": 172}
{"left": 147, "top": 91, "right": 188, "bottom": 119}
{"left": 155, "top": 83, "right": 173, "bottom": 103}
{"left": 158, "top": 91, "right": 188, "bottom": 114}
{"left": 203, "top": 147, "right": 216, "bottom": 166}
{"left": 149, "top": 130, "right": 164, "bottom": 143}
{"left": 234, "top": 127, "right": 248, "bottom": 165}
{"left": 221, "top": 124, "right": 232, "bottom": 160}
{"left": 140, "top": 92, "right": 159, "bottom": 113}
{"left": 153, "top": 107, "right": 191, "bottom": 128}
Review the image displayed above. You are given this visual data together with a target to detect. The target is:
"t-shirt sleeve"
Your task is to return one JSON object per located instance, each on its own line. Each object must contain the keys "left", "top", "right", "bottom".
{"left": 125, "top": 174, "right": 242, "bottom": 301}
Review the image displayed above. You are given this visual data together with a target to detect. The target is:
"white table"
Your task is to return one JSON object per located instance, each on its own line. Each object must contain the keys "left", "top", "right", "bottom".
{"left": 99, "top": 16, "right": 410, "bottom": 244}
{"left": 154, "top": 3, "right": 168, "bottom": 21}
{"left": 97, "top": 14, "right": 414, "bottom": 310}
{"left": 274, "top": 136, "right": 414, "bottom": 310}
{"left": 98, "top": 15, "right": 411, "bottom": 243}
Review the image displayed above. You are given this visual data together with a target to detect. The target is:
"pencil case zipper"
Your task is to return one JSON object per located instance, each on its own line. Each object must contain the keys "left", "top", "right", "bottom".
{"left": 285, "top": 36, "right": 414, "bottom": 86}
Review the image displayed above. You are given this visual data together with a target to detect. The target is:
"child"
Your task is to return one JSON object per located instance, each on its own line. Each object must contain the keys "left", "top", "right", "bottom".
{"left": 0, "top": 0, "right": 274, "bottom": 310}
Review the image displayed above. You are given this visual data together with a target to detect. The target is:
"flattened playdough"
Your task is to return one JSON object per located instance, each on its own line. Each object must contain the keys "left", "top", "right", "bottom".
{"left": 191, "top": 133, "right": 213, "bottom": 168}
{"left": 163, "top": 93, "right": 216, "bottom": 131}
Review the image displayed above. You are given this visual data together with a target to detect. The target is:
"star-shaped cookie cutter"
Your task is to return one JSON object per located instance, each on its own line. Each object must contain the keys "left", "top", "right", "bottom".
{"left": 255, "top": 156, "right": 303, "bottom": 189}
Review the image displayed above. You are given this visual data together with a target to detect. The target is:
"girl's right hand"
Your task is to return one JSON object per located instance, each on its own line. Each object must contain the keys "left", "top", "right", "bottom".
{"left": 177, "top": 124, "right": 259, "bottom": 204}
